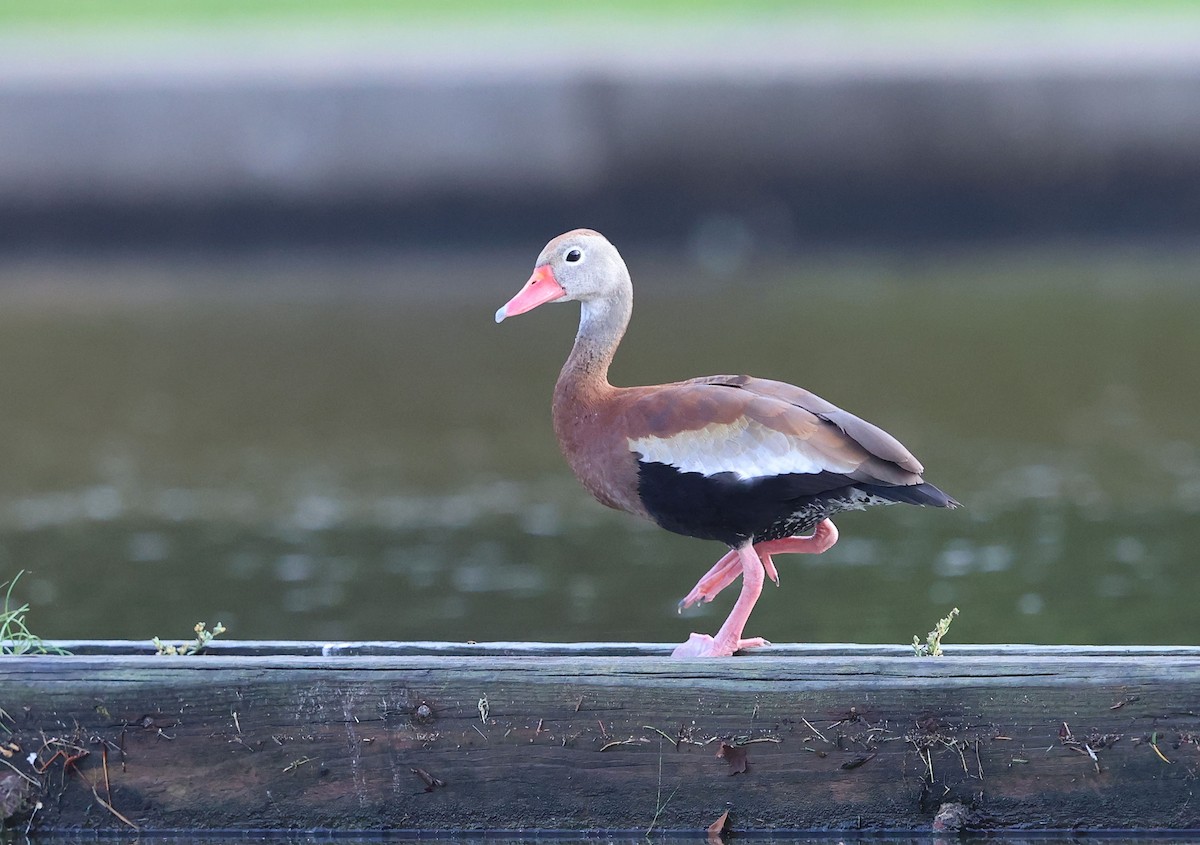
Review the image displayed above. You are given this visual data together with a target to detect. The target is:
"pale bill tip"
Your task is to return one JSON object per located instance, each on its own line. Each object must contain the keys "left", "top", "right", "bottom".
{"left": 494, "top": 305, "right": 508, "bottom": 324}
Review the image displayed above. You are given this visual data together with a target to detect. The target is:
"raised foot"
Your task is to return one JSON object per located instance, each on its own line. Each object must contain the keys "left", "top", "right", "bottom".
{"left": 671, "top": 632, "right": 771, "bottom": 658}
{"left": 677, "top": 548, "right": 739, "bottom": 611}
{"left": 677, "top": 519, "right": 840, "bottom": 610}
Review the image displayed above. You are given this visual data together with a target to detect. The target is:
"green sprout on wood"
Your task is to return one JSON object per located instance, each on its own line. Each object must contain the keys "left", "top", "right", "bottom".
{"left": 912, "top": 607, "right": 959, "bottom": 657}
{"left": 1, "top": 571, "right": 68, "bottom": 656}
{"left": 153, "top": 621, "right": 227, "bottom": 656}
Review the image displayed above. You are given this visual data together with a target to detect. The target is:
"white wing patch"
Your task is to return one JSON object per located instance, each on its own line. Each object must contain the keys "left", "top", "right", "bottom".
{"left": 628, "top": 418, "right": 856, "bottom": 481}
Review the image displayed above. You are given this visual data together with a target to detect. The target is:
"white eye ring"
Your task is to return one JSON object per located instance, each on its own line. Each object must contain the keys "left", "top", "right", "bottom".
{"left": 565, "top": 248, "right": 583, "bottom": 263}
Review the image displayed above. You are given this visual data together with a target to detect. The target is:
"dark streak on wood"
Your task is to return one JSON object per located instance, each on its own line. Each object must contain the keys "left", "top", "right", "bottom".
{"left": 3, "top": 641, "right": 1200, "bottom": 833}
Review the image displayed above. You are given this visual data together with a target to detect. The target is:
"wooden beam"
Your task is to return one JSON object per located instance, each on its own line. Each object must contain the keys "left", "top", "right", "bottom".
{"left": 2, "top": 642, "right": 1199, "bottom": 833}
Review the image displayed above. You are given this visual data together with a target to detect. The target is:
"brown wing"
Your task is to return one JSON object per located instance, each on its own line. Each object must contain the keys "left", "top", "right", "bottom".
{"left": 684, "top": 374, "right": 927, "bottom": 475}
{"left": 613, "top": 376, "right": 926, "bottom": 488}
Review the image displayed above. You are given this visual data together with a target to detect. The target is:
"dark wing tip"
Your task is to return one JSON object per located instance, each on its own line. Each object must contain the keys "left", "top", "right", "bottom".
{"left": 862, "top": 481, "right": 960, "bottom": 509}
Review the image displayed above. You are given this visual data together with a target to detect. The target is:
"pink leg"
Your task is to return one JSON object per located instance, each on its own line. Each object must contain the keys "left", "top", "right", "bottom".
{"left": 755, "top": 519, "right": 840, "bottom": 583}
{"left": 677, "top": 548, "right": 740, "bottom": 610}
{"left": 673, "top": 542, "right": 768, "bottom": 658}
{"left": 677, "top": 519, "right": 840, "bottom": 610}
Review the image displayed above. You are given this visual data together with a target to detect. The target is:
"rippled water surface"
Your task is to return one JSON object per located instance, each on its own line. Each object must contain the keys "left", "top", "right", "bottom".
{"left": 1, "top": 248, "right": 1197, "bottom": 647}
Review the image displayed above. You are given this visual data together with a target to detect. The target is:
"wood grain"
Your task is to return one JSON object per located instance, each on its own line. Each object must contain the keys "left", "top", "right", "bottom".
{"left": 3, "top": 642, "right": 1199, "bottom": 833}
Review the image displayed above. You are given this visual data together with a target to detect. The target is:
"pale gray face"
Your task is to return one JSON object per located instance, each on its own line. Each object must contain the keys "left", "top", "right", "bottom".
{"left": 535, "top": 230, "right": 629, "bottom": 305}
{"left": 496, "top": 228, "right": 632, "bottom": 324}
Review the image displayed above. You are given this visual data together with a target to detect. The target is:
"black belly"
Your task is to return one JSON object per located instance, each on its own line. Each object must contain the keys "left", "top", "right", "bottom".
{"left": 636, "top": 460, "right": 950, "bottom": 547}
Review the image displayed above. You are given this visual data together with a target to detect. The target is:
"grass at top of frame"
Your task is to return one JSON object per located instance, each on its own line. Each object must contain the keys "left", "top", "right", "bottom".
{"left": 2, "top": 0, "right": 1198, "bottom": 29}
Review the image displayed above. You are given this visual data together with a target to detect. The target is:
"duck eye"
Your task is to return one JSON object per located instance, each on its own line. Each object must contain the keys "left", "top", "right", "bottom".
{"left": 565, "top": 249, "right": 583, "bottom": 263}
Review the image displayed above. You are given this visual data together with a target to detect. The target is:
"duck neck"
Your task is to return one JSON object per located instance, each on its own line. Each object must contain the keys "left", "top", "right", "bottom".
{"left": 556, "top": 290, "right": 631, "bottom": 405}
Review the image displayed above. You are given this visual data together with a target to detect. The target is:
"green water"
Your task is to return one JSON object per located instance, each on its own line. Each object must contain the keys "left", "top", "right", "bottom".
{"left": 0, "top": 247, "right": 1197, "bottom": 649}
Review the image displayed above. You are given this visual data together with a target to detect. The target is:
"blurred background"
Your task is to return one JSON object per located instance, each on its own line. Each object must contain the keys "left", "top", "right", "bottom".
{"left": 1, "top": 1, "right": 1198, "bottom": 647}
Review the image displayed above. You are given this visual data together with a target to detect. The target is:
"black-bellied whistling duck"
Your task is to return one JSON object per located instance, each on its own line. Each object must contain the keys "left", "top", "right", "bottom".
{"left": 496, "top": 229, "right": 959, "bottom": 658}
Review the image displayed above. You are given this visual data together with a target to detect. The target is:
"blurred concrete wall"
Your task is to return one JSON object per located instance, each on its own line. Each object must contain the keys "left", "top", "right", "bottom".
{"left": 2, "top": 24, "right": 1199, "bottom": 251}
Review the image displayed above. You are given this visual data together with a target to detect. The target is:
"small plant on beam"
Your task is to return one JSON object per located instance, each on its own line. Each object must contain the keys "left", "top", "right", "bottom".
{"left": 1, "top": 570, "right": 68, "bottom": 655}
{"left": 912, "top": 607, "right": 959, "bottom": 657}
{"left": 153, "top": 621, "right": 227, "bottom": 656}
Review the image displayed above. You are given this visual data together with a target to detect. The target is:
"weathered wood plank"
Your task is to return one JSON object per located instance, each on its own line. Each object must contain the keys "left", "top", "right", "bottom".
{"left": 3, "top": 642, "right": 1200, "bottom": 833}
{"left": 46, "top": 639, "right": 1200, "bottom": 658}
